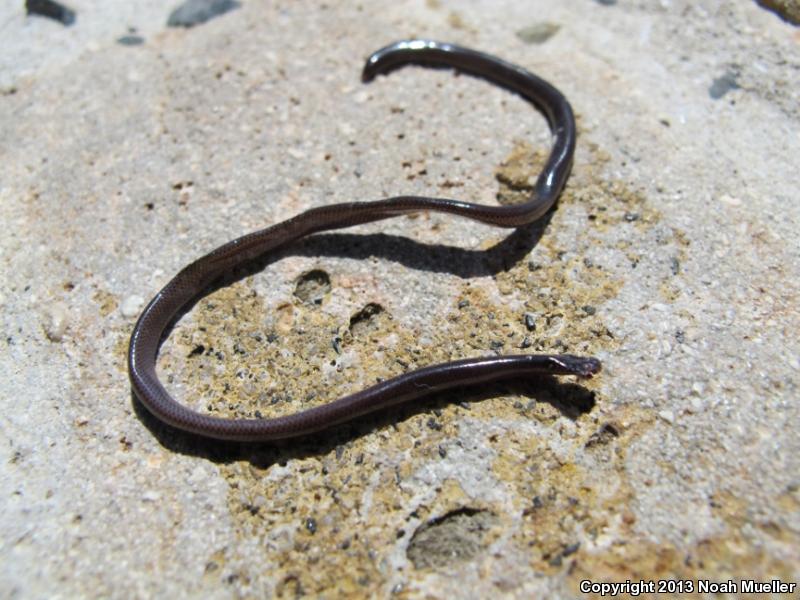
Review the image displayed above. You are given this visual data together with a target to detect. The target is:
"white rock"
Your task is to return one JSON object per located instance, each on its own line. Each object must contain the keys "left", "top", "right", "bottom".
{"left": 142, "top": 490, "right": 161, "bottom": 502}
{"left": 120, "top": 295, "right": 144, "bottom": 318}
{"left": 44, "top": 303, "right": 68, "bottom": 342}
{"left": 658, "top": 410, "right": 675, "bottom": 424}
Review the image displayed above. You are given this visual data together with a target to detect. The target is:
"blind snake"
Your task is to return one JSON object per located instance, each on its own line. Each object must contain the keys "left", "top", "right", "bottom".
{"left": 128, "top": 40, "right": 602, "bottom": 442}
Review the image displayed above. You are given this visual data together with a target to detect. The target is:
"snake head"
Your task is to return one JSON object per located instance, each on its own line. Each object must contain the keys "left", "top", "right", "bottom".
{"left": 548, "top": 355, "right": 602, "bottom": 378}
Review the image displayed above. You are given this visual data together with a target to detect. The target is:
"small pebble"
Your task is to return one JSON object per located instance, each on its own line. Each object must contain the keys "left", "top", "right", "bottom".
{"left": 562, "top": 542, "right": 580, "bottom": 556}
{"left": 689, "top": 397, "right": 704, "bottom": 413}
{"left": 142, "top": 490, "right": 161, "bottom": 502}
{"left": 528, "top": 260, "right": 542, "bottom": 271}
{"left": 515, "top": 22, "right": 561, "bottom": 45}
{"left": 44, "top": 303, "right": 68, "bottom": 342}
{"left": 524, "top": 312, "right": 536, "bottom": 331}
{"left": 121, "top": 295, "right": 144, "bottom": 318}
{"left": 709, "top": 71, "right": 739, "bottom": 100}
{"left": 719, "top": 194, "right": 742, "bottom": 206}
{"left": 658, "top": 409, "right": 675, "bottom": 424}
{"left": 117, "top": 35, "right": 145, "bottom": 46}
{"left": 305, "top": 517, "right": 317, "bottom": 534}
{"left": 426, "top": 417, "right": 442, "bottom": 431}
{"left": 167, "top": 0, "right": 240, "bottom": 28}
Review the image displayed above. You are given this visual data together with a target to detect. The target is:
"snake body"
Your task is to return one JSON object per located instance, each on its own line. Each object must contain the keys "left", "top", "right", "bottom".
{"left": 128, "top": 40, "right": 600, "bottom": 442}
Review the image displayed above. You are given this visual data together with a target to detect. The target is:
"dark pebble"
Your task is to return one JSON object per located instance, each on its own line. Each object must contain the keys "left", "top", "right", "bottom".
{"left": 305, "top": 517, "right": 317, "bottom": 534}
{"left": 26, "top": 0, "right": 75, "bottom": 25}
{"left": 426, "top": 417, "right": 442, "bottom": 431}
{"left": 167, "top": 0, "right": 240, "bottom": 28}
{"left": 624, "top": 212, "right": 640, "bottom": 222}
{"left": 117, "top": 35, "right": 145, "bottom": 46}
{"left": 709, "top": 71, "right": 739, "bottom": 100}
{"left": 524, "top": 313, "right": 536, "bottom": 331}
{"left": 594, "top": 0, "right": 616, "bottom": 5}
{"left": 582, "top": 305, "right": 597, "bottom": 316}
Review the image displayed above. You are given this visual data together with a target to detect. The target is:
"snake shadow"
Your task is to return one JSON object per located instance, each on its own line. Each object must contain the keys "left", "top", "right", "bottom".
{"left": 132, "top": 210, "right": 598, "bottom": 463}
{"left": 229, "top": 212, "right": 554, "bottom": 287}
{"left": 150, "top": 214, "right": 554, "bottom": 351}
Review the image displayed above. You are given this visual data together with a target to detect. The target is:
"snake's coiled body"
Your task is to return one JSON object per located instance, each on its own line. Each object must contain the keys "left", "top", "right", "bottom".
{"left": 128, "top": 40, "right": 600, "bottom": 442}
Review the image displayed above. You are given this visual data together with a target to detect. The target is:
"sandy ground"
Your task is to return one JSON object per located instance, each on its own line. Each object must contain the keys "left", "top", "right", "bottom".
{"left": 1, "top": 0, "right": 799, "bottom": 597}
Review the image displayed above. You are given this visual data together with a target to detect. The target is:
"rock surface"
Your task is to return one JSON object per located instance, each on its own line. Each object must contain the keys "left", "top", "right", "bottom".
{"left": 1, "top": 1, "right": 798, "bottom": 597}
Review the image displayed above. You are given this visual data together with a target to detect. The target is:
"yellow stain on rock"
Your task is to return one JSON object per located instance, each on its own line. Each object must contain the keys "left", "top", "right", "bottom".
{"left": 143, "top": 138, "right": 784, "bottom": 596}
